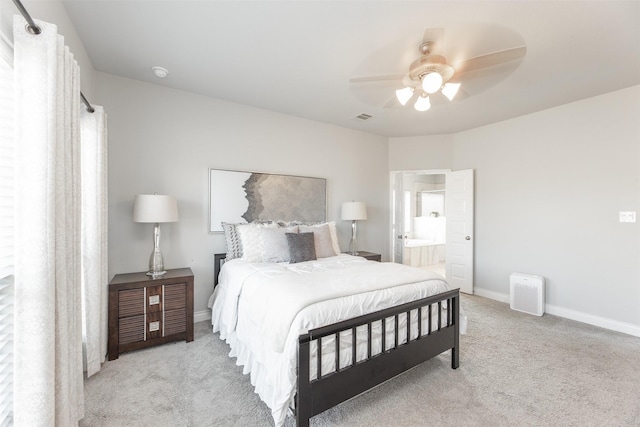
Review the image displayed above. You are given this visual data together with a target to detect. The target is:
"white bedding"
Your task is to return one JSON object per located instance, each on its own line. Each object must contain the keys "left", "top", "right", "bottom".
{"left": 208, "top": 254, "right": 466, "bottom": 426}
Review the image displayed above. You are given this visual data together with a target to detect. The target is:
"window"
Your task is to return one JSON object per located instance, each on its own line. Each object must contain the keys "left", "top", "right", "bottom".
{"left": 0, "top": 31, "right": 14, "bottom": 426}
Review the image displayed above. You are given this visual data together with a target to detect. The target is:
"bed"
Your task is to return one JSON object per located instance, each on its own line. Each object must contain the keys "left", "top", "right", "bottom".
{"left": 208, "top": 222, "right": 465, "bottom": 426}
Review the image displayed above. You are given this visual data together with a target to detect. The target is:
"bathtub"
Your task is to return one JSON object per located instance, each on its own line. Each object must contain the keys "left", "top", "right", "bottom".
{"left": 403, "top": 239, "right": 445, "bottom": 267}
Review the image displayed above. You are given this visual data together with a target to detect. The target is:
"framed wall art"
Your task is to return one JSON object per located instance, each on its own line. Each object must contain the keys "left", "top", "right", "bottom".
{"left": 209, "top": 169, "right": 327, "bottom": 232}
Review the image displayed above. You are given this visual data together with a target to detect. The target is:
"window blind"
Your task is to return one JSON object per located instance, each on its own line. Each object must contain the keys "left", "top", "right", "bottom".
{"left": 0, "top": 31, "right": 14, "bottom": 427}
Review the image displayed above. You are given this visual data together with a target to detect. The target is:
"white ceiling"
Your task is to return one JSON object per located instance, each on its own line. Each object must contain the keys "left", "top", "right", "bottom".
{"left": 61, "top": 0, "right": 640, "bottom": 137}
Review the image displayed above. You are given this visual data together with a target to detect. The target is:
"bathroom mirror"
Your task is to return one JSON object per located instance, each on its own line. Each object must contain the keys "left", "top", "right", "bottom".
{"left": 417, "top": 190, "right": 445, "bottom": 217}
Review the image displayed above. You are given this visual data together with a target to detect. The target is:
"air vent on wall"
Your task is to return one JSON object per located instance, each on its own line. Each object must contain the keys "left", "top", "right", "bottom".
{"left": 355, "top": 113, "right": 372, "bottom": 121}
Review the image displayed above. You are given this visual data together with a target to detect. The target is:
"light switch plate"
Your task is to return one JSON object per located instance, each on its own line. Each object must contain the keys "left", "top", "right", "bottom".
{"left": 619, "top": 211, "right": 636, "bottom": 223}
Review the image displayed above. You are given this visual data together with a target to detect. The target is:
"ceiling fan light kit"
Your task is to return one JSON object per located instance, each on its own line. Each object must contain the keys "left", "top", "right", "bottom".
{"left": 396, "top": 41, "right": 460, "bottom": 111}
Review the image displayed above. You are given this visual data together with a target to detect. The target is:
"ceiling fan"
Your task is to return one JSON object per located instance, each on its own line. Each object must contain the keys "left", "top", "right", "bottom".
{"left": 350, "top": 28, "right": 527, "bottom": 112}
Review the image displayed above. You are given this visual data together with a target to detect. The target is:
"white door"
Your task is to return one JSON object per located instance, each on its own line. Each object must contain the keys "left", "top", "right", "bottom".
{"left": 445, "top": 169, "right": 474, "bottom": 294}
{"left": 391, "top": 172, "right": 404, "bottom": 264}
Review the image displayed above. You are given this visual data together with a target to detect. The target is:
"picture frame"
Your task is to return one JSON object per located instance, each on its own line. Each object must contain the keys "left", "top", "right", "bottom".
{"left": 209, "top": 169, "right": 327, "bottom": 232}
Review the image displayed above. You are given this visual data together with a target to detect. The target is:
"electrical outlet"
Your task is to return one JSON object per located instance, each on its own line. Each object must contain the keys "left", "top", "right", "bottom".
{"left": 619, "top": 211, "right": 636, "bottom": 223}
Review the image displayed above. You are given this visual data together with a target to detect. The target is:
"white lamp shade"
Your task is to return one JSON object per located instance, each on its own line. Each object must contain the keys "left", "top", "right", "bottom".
{"left": 133, "top": 194, "right": 179, "bottom": 223}
{"left": 341, "top": 201, "right": 367, "bottom": 221}
{"left": 442, "top": 82, "right": 461, "bottom": 101}
{"left": 414, "top": 95, "right": 431, "bottom": 112}
{"left": 395, "top": 87, "right": 414, "bottom": 106}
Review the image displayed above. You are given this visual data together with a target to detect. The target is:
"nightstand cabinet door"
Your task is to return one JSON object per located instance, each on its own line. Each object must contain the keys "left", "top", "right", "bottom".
{"left": 118, "top": 288, "right": 145, "bottom": 344}
{"left": 108, "top": 268, "right": 194, "bottom": 360}
{"left": 164, "top": 283, "right": 187, "bottom": 336}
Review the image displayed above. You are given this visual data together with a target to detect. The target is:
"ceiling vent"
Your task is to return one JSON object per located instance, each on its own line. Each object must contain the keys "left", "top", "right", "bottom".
{"left": 355, "top": 113, "right": 372, "bottom": 121}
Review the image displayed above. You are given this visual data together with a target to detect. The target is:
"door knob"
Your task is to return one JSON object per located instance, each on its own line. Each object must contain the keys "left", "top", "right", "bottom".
{"left": 465, "top": 236, "right": 471, "bottom": 240}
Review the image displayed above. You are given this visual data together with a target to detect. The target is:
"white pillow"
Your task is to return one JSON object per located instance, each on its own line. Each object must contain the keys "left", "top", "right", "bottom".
{"left": 262, "top": 226, "right": 298, "bottom": 262}
{"left": 299, "top": 223, "right": 338, "bottom": 258}
{"left": 237, "top": 222, "right": 277, "bottom": 262}
{"left": 327, "top": 221, "right": 341, "bottom": 255}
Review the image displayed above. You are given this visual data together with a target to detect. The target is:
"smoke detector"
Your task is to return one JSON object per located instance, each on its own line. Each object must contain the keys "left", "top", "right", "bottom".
{"left": 152, "top": 66, "right": 169, "bottom": 78}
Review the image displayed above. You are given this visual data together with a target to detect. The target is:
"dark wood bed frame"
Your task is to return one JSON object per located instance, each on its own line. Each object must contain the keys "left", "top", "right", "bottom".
{"left": 214, "top": 253, "right": 460, "bottom": 427}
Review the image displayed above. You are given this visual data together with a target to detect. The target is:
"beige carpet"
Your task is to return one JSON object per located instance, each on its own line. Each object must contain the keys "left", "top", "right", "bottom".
{"left": 80, "top": 295, "right": 640, "bottom": 426}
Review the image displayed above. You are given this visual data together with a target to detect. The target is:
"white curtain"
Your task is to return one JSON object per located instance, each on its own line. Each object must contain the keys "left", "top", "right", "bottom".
{"left": 13, "top": 16, "right": 84, "bottom": 425}
{"left": 81, "top": 106, "right": 108, "bottom": 378}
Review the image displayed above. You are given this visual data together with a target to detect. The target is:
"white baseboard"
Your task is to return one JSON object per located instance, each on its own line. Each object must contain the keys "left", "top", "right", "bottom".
{"left": 473, "top": 287, "right": 640, "bottom": 338}
{"left": 473, "top": 288, "right": 510, "bottom": 304}
{"left": 194, "top": 309, "right": 211, "bottom": 324}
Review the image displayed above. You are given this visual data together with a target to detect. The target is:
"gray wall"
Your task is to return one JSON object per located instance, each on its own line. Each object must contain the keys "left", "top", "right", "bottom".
{"left": 96, "top": 72, "right": 389, "bottom": 318}
{"left": 389, "top": 134, "right": 453, "bottom": 171}
{"left": 390, "top": 86, "right": 640, "bottom": 334}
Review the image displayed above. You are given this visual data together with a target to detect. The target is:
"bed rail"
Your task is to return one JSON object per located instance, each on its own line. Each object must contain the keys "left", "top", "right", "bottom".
{"left": 296, "top": 288, "right": 460, "bottom": 427}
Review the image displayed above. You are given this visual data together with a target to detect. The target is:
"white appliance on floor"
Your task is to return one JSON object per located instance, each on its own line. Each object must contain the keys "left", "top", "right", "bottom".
{"left": 510, "top": 273, "right": 545, "bottom": 316}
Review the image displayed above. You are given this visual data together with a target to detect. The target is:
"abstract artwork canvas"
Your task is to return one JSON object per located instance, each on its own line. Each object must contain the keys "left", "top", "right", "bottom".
{"left": 209, "top": 169, "right": 326, "bottom": 232}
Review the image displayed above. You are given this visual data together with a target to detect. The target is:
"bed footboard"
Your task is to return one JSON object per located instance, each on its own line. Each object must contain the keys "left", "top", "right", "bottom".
{"left": 296, "top": 288, "right": 460, "bottom": 427}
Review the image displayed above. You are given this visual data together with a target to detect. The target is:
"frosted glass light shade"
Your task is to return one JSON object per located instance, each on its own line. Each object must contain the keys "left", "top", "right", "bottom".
{"left": 395, "top": 87, "right": 414, "bottom": 106}
{"left": 422, "top": 72, "right": 443, "bottom": 94}
{"left": 442, "top": 82, "right": 461, "bottom": 101}
{"left": 414, "top": 95, "right": 431, "bottom": 112}
{"left": 341, "top": 201, "right": 367, "bottom": 221}
{"left": 133, "top": 194, "right": 179, "bottom": 223}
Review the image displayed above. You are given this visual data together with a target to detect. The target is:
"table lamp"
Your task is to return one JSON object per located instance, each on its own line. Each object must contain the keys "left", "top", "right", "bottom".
{"left": 341, "top": 201, "right": 367, "bottom": 256}
{"left": 133, "top": 194, "right": 179, "bottom": 276}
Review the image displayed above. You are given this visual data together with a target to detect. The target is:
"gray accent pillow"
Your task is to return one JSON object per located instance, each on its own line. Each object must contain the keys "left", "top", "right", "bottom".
{"left": 286, "top": 232, "right": 317, "bottom": 263}
{"left": 262, "top": 226, "right": 298, "bottom": 262}
{"left": 222, "top": 222, "right": 243, "bottom": 260}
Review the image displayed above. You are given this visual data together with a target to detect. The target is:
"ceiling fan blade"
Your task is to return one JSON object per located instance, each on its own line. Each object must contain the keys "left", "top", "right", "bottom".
{"left": 453, "top": 46, "right": 526, "bottom": 78}
{"left": 349, "top": 74, "right": 405, "bottom": 84}
{"left": 382, "top": 95, "right": 400, "bottom": 109}
{"left": 422, "top": 28, "right": 444, "bottom": 54}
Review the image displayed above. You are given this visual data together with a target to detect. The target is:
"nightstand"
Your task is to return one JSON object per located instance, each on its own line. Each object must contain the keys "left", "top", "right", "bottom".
{"left": 108, "top": 267, "right": 194, "bottom": 360}
{"left": 344, "top": 251, "right": 381, "bottom": 262}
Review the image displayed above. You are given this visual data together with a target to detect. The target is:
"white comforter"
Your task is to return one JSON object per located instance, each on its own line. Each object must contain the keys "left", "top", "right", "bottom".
{"left": 209, "top": 254, "right": 465, "bottom": 426}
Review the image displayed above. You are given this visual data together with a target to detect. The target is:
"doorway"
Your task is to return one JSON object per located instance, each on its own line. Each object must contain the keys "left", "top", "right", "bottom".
{"left": 390, "top": 169, "right": 474, "bottom": 294}
{"left": 391, "top": 170, "right": 447, "bottom": 277}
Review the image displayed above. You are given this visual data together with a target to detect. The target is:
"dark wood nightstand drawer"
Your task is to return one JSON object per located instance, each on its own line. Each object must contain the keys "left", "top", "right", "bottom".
{"left": 118, "top": 289, "right": 144, "bottom": 317}
{"left": 119, "top": 315, "right": 144, "bottom": 344}
{"left": 164, "top": 283, "right": 187, "bottom": 310}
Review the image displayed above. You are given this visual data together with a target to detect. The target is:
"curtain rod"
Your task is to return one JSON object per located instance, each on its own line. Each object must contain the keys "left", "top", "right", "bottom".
{"left": 12, "top": 0, "right": 95, "bottom": 113}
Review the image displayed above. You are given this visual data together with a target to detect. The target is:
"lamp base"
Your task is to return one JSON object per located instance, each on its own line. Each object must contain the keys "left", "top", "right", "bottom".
{"left": 148, "top": 225, "right": 166, "bottom": 277}
{"left": 146, "top": 270, "right": 167, "bottom": 277}
{"left": 348, "top": 220, "right": 359, "bottom": 257}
